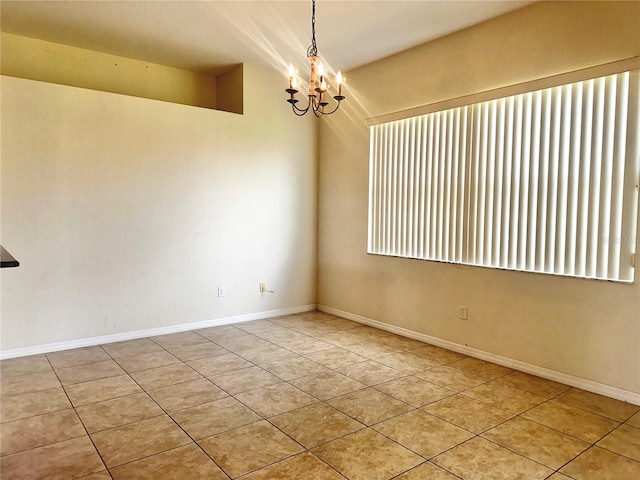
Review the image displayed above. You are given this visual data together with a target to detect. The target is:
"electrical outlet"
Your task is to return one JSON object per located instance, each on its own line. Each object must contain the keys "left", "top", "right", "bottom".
{"left": 458, "top": 306, "right": 468, "bottom": 320}
{"left": 259, "top": 283, "right": 266, "bottom": 293}
{"left": 218, "top": 287, "right": 226, "bottom": 298}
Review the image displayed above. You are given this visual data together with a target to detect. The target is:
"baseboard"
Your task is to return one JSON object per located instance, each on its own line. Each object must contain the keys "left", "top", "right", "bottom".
{"left": 0, "top": 304, "right": 317, "bottom": 360}
{"left": 318, "top": 305, "right": 640, "bottom": 406}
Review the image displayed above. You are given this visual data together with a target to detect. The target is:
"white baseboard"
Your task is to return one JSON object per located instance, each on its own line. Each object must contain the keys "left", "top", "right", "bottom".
{"left": 318, "top": 305, "right": 640, "bottom": 406}
{"left": 0, "top": 304, "right": 317, "bottom": 360}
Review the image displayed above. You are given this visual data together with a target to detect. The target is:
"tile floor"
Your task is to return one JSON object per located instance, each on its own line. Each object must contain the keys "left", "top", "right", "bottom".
{"left": 1, "top": 310, "right": 639, "bottom": 479}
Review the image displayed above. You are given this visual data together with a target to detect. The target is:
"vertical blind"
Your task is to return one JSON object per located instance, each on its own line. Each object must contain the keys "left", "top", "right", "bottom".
{"left": 368, "top": 70, "right": 639, "bottom": 282}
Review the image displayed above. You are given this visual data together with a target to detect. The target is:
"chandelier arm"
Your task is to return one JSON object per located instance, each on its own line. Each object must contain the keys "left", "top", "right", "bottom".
{"left": 292, "top": 97, "right": 312, "bottom": 114}
{"left": 292, "top": 104, "right": 310, "bottom": 116}
{"left": 319, "top": 99, "right": 343, "bottom": 115}
{"left": 311, "top": 95, "right": 323, "bottom": 114}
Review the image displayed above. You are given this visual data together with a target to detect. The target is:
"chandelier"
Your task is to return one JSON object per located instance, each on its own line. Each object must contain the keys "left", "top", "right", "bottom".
{"left": 285, "top": 0, "right": 345, "bottom": 117}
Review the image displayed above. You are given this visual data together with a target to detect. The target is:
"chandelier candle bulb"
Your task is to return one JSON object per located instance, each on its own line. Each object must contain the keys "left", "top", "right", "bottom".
{"left": 288, "top": 63, "right": 295, "bottom": 89}
{"left": 318, "top": 62, "right": 325, "bottom": 87}
{"left": 336, "top": 71, "right": 343, "bottom": 96}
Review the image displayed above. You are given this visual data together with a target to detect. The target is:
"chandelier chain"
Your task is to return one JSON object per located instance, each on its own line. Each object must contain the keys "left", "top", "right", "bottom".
{"left": 307, "top": 0, "right": 317, "bottom": 57}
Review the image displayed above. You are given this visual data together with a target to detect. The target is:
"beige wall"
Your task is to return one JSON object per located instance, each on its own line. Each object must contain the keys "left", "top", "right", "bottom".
{"left": 318, "top": 1, "right": 640, "bottom": 393}
{"left": 1, "top": 33, "right": 220, "bottom": 110}
{"left": 1, "top": 63, "right": 317, "bottom": 350}
{"left": 216, "top": 65, "right": 244, "bottom": 115}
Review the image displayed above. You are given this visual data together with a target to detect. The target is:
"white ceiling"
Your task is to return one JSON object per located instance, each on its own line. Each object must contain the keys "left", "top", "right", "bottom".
{"left": 1, "top": 0, "right": 532, "bottom": 75}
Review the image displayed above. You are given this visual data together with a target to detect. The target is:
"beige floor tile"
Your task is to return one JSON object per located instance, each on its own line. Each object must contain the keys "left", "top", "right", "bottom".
{"left": 449, "top": 357, "right": 513, "bottom": 379}
{"left": 151, "top": 331, "right": 208, "bottom": 348}
{"left": 6, "top": 315, "right": 637, "bottom": 480}
{"left": 323, "top": 318, "right": 361, "bottom": 330}
{"left": 235, "top": 319, "right": 283, "bottom": 335}
{"left": 375, "top": 352, "right": 440, "bottom": 373}
{"left": 199, "top": 420, "right": 303, "bottom": 478}
{"left": 277, "top": 337, "right": 334, "bottom": 355}
{"left": 328, "top": 387, "right": 413, "bottom": 425}
{"left": 208, "top": 366, "right": 282, "bottom": 395}
{"left": 432, "top": 436, "right": 553, "bottom": 479}
{"left": 75, "top": 392, "right": 164, "bottom": 433}
{"left": 258, "top": 331, "right": 310, "bottom": 347}
{"left": 561, "top": 446, "right": 640, "bottom": 479}
{"left": 374, "top": 376, "right": 455, "bottom": 407}
{"left": 110, "top": 444, "right": 228, "bottom": 480}
{"left": 412, "top": 345, "right": 468, "bottom": 364}
{"left": 270, "top": 402, "right": 364, "bottom": 448}
{"left": 46, "top": 346, "right": 110, "bottom": 369}
{"left": 0, "top": 387, "right": 71, "bottom": 423}
{"left": 269, "top": 316, "right": 311, "bottom": 328}
{"left": 497, "top": 371, "right": 570, "bottom": 398}
{"left": 164, "top": 342, "right": 228, "bottom": 362}
{"left": 523, "top": 400, "right": 620, "bottom": 443}
{"left": 0, "top": 355, "right": 52, "bottom": 378}
{"left": 237, "top": 344, "right": 296, "bottom": 364}
{"left": 55, "top": 359, "right": 125, "bottom": 386}
{"left": 0, "top": 409, "right": 86, "bottom": 456}
{"left": 597, "top": 424, "right": 640, "bottom": 461}
{"left": 379, "top": 335, "right": 428, "bottom": 351}
{"left": 241, "top": 452, "right": 344, "bottom": 480}
{"left": 342, "top": 340, "right": 402, "bottom": 358}
{"left": 626, "top": 411, "right": 640, "bottom": 428}
{"left": 170, "top": 396, "right": 261, "bottom": 439}
{"left": 423, "top": 394, "right": 514, "bottom": 433}
{"left": 260, "top": 355, "right": 328, "bottom": 380}
{"left": 482, "top": 416, "right": 590, "bottom": 469}
{"left": 415, "top": 365, "right": 489, "bottom": 391}
{"left": 212, "top": 333, "right": 272, "bottom": 353}
{"left": 464, "top": 380, "right": 546, "bottom": 413}
{"left": 289, "top": 322, "right": 338, "bottom": 337}
{"left": 337, "top": 360, "right": 406, "bottom": 386}
{"left": 303, "top": 347, "right": 368, "bottom": 369}
{"left": 187, "top": 353, "right": 253, "bottom": 377}
{"left": 394, "top": 462, "right": 460, "bottom": 479}
{"left": 555, "top": 388, "right": 640, "bottom": 421}
{"left": 79, "top": 472, "right": 112, "bottom": 479}
{"left": 0, "top": 436, "right": 105, "bottom": 480}
{"left": 130, "top": 363, "right": 202, "bottom": 390}
{"left": 194, "top": 325, "right": 247, "bottom": 342}
{"left": 319, "top": 331, "right": 367, "bottom": 347}
{"left": 64, "top": 374, "right": 142, "bottom": 407}
{"left": 114, "top": 350, "right": 180, "bottom": 373}
{"left": 0, "top": 369, "right": 61, "bottom": 397}
{"left": 312, "top": 428, "right": 423, "bottom": 480}
{"left": 374, "top": 409, "right": 474, "bottom": 458}
{"left": 254, "top": 327, "right": 306, "bottom": 342}
{"left": 348, "top": 325, "right": 394, "bottom": 340}
{"left": 290, "top": 371, "right": 366, "bottom": 400}
{"left": 289, "top": 318, "right": 340, "bottom": 337}
{"left": 148, "top": 378, "right": 228, "bottom": 412}
{"left": 90, "top": 415, "right": 191, "bottom": 467}
{"left": 102, "top": 338, "right": 163, "bottom": 357}
{"left": 302, "top": 311, "right": 339, "bottom": 322}
{"left": 235, "top": 383, "right": 317, "bottom": 417}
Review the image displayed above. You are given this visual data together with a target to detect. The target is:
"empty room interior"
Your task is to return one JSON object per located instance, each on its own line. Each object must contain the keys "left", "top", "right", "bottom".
{"left": 1, "top": 1, "right": 639, "bottom": 479}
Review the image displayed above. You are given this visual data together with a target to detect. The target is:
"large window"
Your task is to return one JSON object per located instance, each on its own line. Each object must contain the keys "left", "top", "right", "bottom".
{"left": 367, "top": 69, "right": 639, "bottom": 282}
